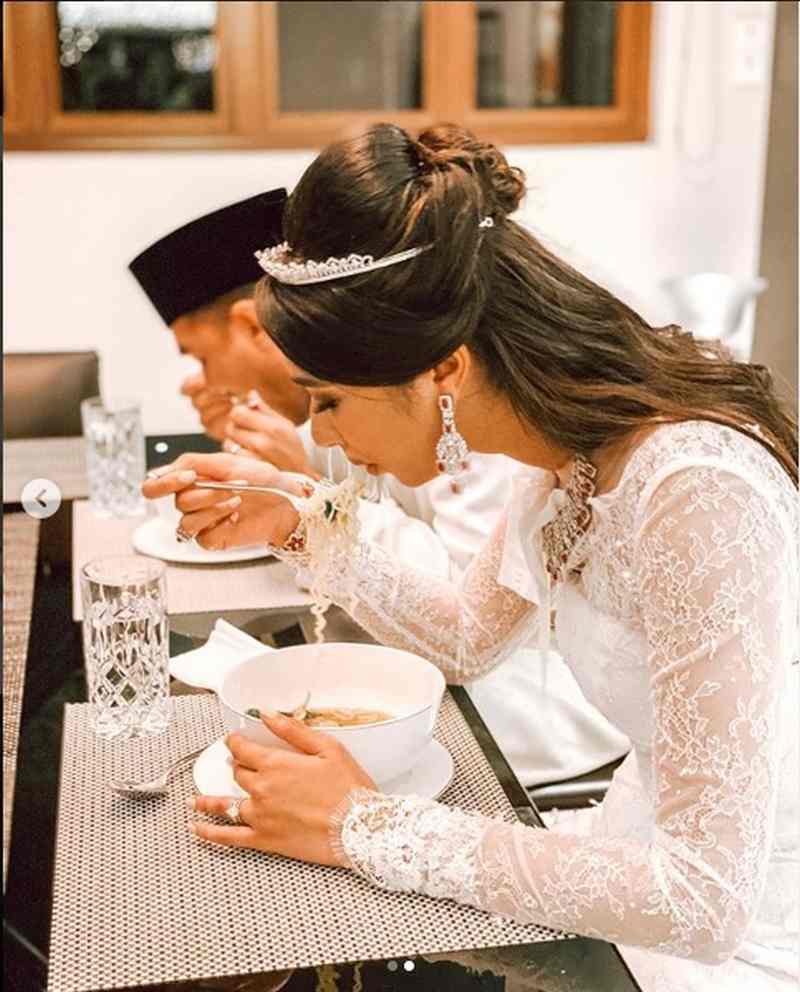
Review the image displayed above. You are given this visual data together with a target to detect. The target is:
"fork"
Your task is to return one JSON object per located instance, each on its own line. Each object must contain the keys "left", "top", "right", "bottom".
{"left": 195, "top": 470, "right": 380, "bottom": 506}
{"left": 194, "top": 479, "right": 312, "bottom": 513}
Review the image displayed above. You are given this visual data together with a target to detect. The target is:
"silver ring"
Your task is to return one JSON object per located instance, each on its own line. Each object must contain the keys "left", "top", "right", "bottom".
{"left": 175, "top": 525, "right": 194, "bottom": 544}
{"left": 223, "top": 440, "right": 242, "bottom": 455}
{"left": 225, "top": 799, "right": 245, "bottom": 825}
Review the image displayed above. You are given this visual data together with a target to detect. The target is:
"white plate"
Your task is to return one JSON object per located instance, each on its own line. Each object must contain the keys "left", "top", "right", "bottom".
{"left": 132, "top": 516, "right": 270, "bottom": 565}
{"left": 193, "top": 737, "right": 454, "bottom": 800}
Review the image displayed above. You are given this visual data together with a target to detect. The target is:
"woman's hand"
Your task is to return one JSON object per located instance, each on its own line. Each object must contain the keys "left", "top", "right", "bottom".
{"left": 141, "top": 452, "right": 302, "bottom": 549}
{"left": 190, "top": 711, "right": 377, "bottom": 866}
{"left": 223, "top": 392, "right": 317, "bottom": 477}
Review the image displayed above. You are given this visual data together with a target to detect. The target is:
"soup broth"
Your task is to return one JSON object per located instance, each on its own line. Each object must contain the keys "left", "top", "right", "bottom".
{"left": 304, "top": 707, "right": 392, "bottom": 727}
{"left": 246, "top": 705, "right": 392, "bottom": 728}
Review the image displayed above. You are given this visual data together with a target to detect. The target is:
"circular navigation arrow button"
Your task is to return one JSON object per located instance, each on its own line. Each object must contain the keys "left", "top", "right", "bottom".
{"left": 21, "top": 478, "right": 63, "bottom": 520}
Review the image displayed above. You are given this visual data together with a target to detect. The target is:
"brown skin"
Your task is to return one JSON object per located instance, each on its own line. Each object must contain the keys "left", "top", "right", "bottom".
{"left": 140, "top": 346, "right": 580, "bottom": 867}
{"left": 299, "top": 347, "right": 571, "bottom": 487}
{"left": 171, "top": 298, "right": 310, "bottom": 428}
{"left": 178, "top": 371, "right": 313, "bottom": 474}
{"left": 142, "top": 453, "right": 300, "bottom": 547}
{"left": 191, "top": 711, "right": 375, "bottom": 867}
{"left": 142, "top": 347, "right": 649, "bottom": 865}
{"left": 223, "top": 390, "right": 315, "bottom": 477}
{"left": 179, "top": 371, "right": 232, "bottom": 441}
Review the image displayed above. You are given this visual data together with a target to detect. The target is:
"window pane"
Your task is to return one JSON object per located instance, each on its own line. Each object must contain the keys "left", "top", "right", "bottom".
{"left": 476, "top": 1, "right": 617, "bottom": 109}
{"left": 56, "top": 1, "right": 217, "bottom": 112}
{"left": 277, "top": 1, "right": 422, "bottom": 112}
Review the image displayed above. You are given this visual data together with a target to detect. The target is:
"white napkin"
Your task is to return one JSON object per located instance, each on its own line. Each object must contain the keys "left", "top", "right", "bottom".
{"left": 169, "top": 619, "right": 272, "bottom": 691}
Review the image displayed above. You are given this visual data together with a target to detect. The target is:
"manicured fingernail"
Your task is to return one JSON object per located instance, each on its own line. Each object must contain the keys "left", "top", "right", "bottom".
{"left": 229, "top": 512, "right": 240, "bottom": 525}
{"left": 177, "top": 470, "right": 197, "bottom": 483}
{"left": 247, "top": 390, "right": 261, "bottom": 408}
{"left": 187, "top": 797, "right": 196, "bottom": 810}
{"left": 147, "top": 465, "right": 174, "bottom": 478}
{"left": 188, "top": 823, "right": 198, "bottom": 835}
{"left": 226, "top": 496, "right": 242, "bottom": 509}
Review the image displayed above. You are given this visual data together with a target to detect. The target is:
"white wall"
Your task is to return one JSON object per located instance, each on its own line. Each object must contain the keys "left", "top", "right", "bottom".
{"left": 4, "top": 1, "right": 777, "bottom": 434}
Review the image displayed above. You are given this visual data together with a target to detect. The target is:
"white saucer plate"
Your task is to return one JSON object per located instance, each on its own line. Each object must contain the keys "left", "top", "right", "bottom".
{"left": 132, "top": 516, "right": 270, "bottom": 565}
{"left": 193, "top": 737, "right": 454, "bottom": 801}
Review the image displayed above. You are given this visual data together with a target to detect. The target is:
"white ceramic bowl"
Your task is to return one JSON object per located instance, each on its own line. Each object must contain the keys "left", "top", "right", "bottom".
{"left": 217, "top": 642, "right": 446, "bottom": 785}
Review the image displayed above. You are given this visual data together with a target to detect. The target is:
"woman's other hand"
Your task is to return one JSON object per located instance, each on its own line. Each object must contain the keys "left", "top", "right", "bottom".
{"left": 223, "top": 391, "right": 316, "bottom": 477}
{"left": 190, "top": 711, "right": 377, "bottom": 866}
{"left": 141, "top": 453, "right": 302, "bottom": 549}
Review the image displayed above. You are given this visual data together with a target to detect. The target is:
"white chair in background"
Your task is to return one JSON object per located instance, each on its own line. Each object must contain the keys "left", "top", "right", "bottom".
{"left": 662, "top": 272, "right": 768, "bottom": 362}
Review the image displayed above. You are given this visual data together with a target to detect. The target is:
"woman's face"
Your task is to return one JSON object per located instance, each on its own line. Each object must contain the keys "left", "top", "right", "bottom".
{"left": 287, "top": 363, "right": 443, "bottom": 487}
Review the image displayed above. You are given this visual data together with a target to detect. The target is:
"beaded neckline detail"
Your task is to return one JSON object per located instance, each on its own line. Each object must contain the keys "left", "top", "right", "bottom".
{"left": 541, "top": 453, "right": 598, "bottom": 583}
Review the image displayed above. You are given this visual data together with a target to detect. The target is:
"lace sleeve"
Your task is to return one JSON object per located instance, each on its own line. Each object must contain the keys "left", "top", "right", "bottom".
{"left": 330, "top": 466, "right": 793, "bottom": 964}
{"left": 322, "top": 509, "right": 539, "bottom": 683}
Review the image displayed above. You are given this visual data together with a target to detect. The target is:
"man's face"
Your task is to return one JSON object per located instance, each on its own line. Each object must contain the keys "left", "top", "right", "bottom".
{"left": 170, "top": 301, "right": 309, "bottom": 423}
{"left": 170, "top": 310, "right": 261, "bottom": 397}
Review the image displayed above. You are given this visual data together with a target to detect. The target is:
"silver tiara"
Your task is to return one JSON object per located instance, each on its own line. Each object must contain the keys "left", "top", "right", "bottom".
{"left": 254, "top": 241, "right": 432, "bottom": 285}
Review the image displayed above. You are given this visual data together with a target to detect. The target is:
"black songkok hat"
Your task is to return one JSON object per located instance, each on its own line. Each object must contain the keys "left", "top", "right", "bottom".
{"left": 128, "top": 188, "right": 287, "bottom": 325}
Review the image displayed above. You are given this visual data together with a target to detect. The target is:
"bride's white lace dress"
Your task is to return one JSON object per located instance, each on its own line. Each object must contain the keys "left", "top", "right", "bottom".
{"left": 288, "top": 421, "right": 799, "bottom": 990}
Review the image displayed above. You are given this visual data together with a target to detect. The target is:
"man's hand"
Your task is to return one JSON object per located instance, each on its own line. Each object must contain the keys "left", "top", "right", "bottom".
{"left": 224, "top": 391, "right": 317, "bottom": 477}
{"left": 180, "top": 372, "right": 233, "bottom": 442}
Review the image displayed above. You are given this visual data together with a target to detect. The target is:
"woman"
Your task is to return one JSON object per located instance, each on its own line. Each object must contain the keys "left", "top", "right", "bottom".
{"left": 144, "top": 124, "right": 798, "bottom": 991}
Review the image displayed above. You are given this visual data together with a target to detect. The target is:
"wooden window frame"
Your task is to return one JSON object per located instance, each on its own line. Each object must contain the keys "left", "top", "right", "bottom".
{"left": 3, "top": 0, "right": 267, "bottom": 150}
{"left": 4, "top": 1, "right": 651, "bottom": 151}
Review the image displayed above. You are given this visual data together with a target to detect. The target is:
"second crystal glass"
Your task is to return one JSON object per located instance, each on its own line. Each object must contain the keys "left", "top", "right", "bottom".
{"left": 81, "top": 396, "right": 146, "bottom": 518}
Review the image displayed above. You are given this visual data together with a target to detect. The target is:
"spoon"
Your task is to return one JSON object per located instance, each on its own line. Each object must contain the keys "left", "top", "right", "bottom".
{"left": 290, "top": 690, "right": 312, "bottom": 722}
{"left": 111, "top": 745, "right": 207, "bottom": 798}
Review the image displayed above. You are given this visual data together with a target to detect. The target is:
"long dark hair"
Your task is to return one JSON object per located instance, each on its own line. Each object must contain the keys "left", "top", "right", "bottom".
{"left": 256, "top": 122, "right": 798, "bottom": 484}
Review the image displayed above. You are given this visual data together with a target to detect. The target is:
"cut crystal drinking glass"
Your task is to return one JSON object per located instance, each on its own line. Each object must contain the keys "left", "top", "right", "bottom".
{"left": 81, "top": 396, "right": 146, "bottom": 518}
{"left": 81, "top": 555, "right": 170, "bottom": 739}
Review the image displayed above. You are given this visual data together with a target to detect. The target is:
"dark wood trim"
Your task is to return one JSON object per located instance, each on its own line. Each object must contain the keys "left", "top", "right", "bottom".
{"left": 3, "top": 1, "right": 263, "bottom": 148}
{"left": 462, "top": 1, "right": 653, "bottom": 145}
{"left": 4, "top": 1, "right": 652, "bottom": 151}
{"left": 3, "top": 2, "right": 50, "bottom": 135}
{"left": 427, "top": 0, "right": 475, "bottom": 122}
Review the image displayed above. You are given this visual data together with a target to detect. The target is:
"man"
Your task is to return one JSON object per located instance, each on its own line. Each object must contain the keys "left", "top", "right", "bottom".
{"left": 130, "top": 189, "right": 309, "bottom": 432}
{"left": 129, "top": 191, "right": 630, "bottom": 788}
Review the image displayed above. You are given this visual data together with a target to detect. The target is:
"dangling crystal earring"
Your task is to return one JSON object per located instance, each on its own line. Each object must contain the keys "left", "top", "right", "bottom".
{"left": 436, "top": 394, "right": 470, "bottom": 493}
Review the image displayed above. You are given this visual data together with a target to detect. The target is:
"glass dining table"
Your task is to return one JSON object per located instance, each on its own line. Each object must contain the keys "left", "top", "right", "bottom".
{"left": 3, "top": 433, "right": 642, "bottom": 992}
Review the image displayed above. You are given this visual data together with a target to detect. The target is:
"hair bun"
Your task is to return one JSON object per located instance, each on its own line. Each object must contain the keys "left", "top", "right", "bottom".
{"left": 416, "top": 123, "right": 526, "bottom": 216}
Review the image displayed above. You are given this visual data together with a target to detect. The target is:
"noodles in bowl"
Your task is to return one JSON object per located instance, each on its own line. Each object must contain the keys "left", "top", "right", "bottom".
{"left": 246, "top": 706, "right": 393, "bottom": 728}
{"left": 219, "top": 641, "right": 446, "bottom": 784}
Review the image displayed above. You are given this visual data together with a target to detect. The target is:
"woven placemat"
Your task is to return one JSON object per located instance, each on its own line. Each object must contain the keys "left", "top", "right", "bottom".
{"left": 71, "top": 500, "right": 312, "bottom": 621}
{"left": 3, "top": 437, "right": 88, "bottom": 502}
{"left": 49, "top": 693, "right": 567, "bottom": 991}
{"left": 3, "top": 513, "right": 40, "bottom": 889}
